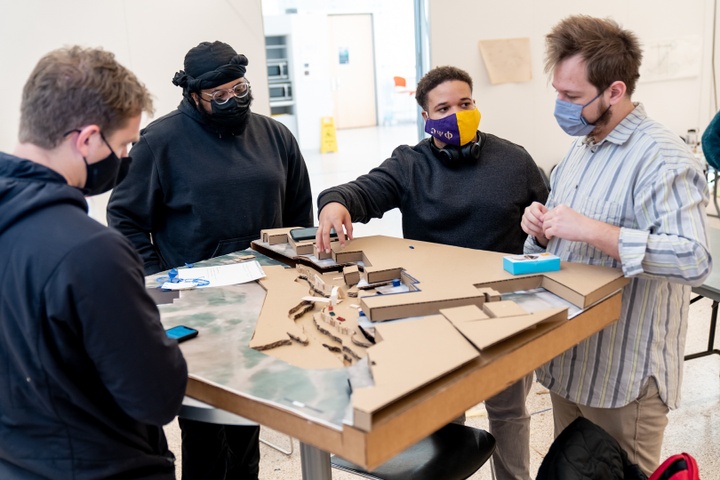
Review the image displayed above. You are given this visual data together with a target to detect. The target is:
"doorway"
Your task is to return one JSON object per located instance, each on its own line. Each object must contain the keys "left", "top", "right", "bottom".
{"left": 328, "top": 14, "right": 377, "bottom": 129}
{"left": 261, "top": 0, "right": 424, "bottom": 150}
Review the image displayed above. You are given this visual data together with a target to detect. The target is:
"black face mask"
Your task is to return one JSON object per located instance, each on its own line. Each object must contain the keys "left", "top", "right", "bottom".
{"left": 81, "top": 132, "right": 131, "bottom": 196}
{"left": 194, "top": 93, "right": 252, "bottom": 136}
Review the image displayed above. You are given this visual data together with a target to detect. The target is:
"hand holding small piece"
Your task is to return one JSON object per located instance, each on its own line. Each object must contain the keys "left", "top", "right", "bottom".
{"left": 316, "top": 202, "right": 353, "bottom": 253}
{"left": 521, "top": 201, "right": 549, "bottom": 247}
{"left": 543, "top": 204, "right": 621, "bottom": 260}
{"left": 542, "top": 204, "right": 586, "bottom": 242}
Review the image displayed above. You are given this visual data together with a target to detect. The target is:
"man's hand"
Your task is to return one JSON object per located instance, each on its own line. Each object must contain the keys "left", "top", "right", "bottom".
{"left": 542, "top": 204, "right": 620, "bottom": 260}
{"left": 521, "top": 201, "right": 549, "bottom": 247}
{"left": 542, "top": 204, "right": 586, "bottom": 242}
{"left": 316, "top": 202, "right": 353, "bottom": 253}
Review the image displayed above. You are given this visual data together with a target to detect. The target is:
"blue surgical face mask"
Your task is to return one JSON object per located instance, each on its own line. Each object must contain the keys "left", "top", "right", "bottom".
{"left": 553, "top": 91, "right": 603, "bottom": 137}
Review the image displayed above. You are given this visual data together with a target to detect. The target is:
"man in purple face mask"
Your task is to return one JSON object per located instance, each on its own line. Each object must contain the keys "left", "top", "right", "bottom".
{"left": 316, "top": 66, "right": 548, "bottom": 480}
{"left": 522, "top": 16, "right": 710, "bottom": 476}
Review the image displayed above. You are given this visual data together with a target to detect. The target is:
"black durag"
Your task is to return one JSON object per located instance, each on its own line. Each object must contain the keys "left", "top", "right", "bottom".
{"left": 172, "top": 41, "right": 252, "bottom": 136}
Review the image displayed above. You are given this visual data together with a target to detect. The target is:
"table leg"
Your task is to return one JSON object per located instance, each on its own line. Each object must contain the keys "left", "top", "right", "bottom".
{"left": 714, "top": 169, "right": 720, "bottom": 218}
{"left": 300, "top": 442, "right": 332, "bottom": 480}
{"left": 685, "top": 299, "right": 720, "bottom": 360}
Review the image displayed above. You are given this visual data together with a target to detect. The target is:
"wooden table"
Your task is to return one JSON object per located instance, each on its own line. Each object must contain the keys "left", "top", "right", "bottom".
{"left": 154, "top": 247, "right": 625, "bottom": 479}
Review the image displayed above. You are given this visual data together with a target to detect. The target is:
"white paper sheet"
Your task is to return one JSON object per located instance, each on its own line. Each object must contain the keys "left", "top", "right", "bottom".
{"left": 161, "top": 261, "right": 266, "bottom": 290}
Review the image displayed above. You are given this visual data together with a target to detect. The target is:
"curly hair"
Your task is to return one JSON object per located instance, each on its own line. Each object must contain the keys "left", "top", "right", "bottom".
{"left": 19, "top": 46, "right": 154, "bottom": 149}
{"left": 415, "top": 66, "right": 473, "bottom": 111}
{"left": 545, "top": 15, "right": 642, "bottom": 95}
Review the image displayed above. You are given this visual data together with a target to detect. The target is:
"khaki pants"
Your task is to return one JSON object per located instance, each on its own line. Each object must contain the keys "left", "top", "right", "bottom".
{"left": 549, "top": 377, "right": 669, "bottom": 476}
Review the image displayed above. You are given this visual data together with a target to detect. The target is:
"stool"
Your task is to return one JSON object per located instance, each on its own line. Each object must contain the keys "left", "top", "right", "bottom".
{"left": 330, "top": 423, "right": 496, "bottom": 480}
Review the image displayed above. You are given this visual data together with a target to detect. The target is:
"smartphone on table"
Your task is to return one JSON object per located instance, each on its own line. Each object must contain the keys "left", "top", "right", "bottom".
{"left": 165, "top": 325, "right": 199, "bottom": 343}
{"left": 289, "top": 226, "right": 338, "bottom": 242}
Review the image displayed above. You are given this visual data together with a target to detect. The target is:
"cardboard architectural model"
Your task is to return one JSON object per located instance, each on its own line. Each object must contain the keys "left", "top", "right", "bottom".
{"left": 250, "top": 227, "right": 628, "bottom": 430}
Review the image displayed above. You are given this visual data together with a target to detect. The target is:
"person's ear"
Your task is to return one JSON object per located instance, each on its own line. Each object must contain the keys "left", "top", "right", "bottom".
{"left": 71, "top": 125, "right": 101, "bottom": 158}
{"left": 421, "top": 111, "right": 429, "bottom": 121}
{"left": 607, "top": 81, "right": 627, "bottom": 104}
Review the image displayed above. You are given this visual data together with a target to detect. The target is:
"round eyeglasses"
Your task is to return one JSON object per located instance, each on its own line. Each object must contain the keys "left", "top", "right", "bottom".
{"left": 200, "top": 80, "right": 251, "bottom": 105}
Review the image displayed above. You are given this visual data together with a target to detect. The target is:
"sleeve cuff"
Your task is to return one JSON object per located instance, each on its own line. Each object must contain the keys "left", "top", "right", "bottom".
{"left": 618, "top": 227, "right": 649, "bottom": 277}
{"left": 317, "top": 191, "right": 348, "bottom": 214}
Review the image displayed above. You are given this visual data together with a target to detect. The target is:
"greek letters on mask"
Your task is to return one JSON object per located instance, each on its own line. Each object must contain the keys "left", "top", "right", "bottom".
{"left": 424, "top": 108, "right": 481, "bottom": 146}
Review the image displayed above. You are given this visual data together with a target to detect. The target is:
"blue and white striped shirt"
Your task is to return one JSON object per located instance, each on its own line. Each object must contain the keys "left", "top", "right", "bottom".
{"left": 525, "top": 103, "right": 711, "bottom": 409}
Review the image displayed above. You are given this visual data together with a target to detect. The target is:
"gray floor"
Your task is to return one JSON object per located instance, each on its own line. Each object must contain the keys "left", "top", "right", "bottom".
{"left": 164, "top": 122, "right": 720, "bottom": 479}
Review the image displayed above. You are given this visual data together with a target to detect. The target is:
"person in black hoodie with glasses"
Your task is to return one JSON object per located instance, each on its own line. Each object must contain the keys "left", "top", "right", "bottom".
{"left": 107, "top": 40, "right": 313, "bottom": 480}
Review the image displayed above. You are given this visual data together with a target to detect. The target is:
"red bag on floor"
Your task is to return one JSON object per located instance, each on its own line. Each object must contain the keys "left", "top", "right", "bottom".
{"left": 649, "top": 453, "right": 699, "bottom": 480}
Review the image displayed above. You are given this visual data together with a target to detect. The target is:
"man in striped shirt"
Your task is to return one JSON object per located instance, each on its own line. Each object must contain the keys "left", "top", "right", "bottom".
{"left": 521, "top": 15, "right": 711, "bottom": 475}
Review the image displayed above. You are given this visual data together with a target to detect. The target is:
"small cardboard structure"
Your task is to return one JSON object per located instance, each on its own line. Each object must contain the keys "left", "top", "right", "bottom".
{"left": 262, "top": 228, "right": 291, "bottom": 245}
{"left": 314, "top": 244, "right": 333, "bottom": 260}
{"left": 288, "top": 235, "right": 315, "bottom": 256}
{"left": 254, "top": 226, "right": 351, "bottom": 271}
{"left": 343, "top": 265, "right": 360, "bottom": 286}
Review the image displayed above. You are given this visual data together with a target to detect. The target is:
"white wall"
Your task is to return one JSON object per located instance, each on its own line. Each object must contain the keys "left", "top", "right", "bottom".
{"left": 0, "top": 0, "right": 269, "bottom": 154}
{"left": 3, "top": 0, "right": 717, "bottom": 176}
{"left": 428, "top": 0, "right": 718, "bottom": 173}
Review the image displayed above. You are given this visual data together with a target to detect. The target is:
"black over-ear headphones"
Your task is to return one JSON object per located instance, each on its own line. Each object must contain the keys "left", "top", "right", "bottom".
{"left": 429, "top": 131, "right": 486, "bottom": 166}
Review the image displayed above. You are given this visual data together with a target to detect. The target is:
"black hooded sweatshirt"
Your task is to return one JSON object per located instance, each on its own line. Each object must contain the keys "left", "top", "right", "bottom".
{"left": 107, "top": 99, "right": 313, "bottom": 275}
{"left": 317, "top": 133, "right": 548, "bottom": 254}
{"left": 0, "top": 153, "right": 187, "bottom": 479}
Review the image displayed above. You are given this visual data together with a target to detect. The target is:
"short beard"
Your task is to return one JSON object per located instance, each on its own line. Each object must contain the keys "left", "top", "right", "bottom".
{"left": 588, "top": 99, "right": 612, "bottom": 139}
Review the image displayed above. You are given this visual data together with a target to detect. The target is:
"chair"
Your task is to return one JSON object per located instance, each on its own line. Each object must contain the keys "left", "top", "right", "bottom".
{"left": 385, "top": 76, "right": 417, "bottom": 125}
{"left": 393, "top": 76, "right": 415, "bottom": 95}
{"left": 330, "top": 423, "right": 496, "bottom": 480}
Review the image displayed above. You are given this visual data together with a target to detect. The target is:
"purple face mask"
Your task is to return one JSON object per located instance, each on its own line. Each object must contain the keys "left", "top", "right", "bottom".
{"left": 424, "top": 108, "right": 481, "bottom": 146}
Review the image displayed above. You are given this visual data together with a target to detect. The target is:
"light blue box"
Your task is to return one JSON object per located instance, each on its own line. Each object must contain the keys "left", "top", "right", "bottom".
{"left": 503, "top": 253, "right": 561, "bottom": 275}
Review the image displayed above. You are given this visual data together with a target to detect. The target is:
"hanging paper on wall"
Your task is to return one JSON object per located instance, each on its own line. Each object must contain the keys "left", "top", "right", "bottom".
{"left": 640, "top": 35, "right": 701, "bottom": 83}
{"left": 338, "top": 47, "right": 349, "bottom": 65}
{"left": 478, "top": 37, "right": 532, "bottom": 85}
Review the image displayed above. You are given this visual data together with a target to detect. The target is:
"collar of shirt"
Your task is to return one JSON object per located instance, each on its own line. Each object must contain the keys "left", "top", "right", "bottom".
{"left": 584, "top": 102, "right": 645, "bottom": 149}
